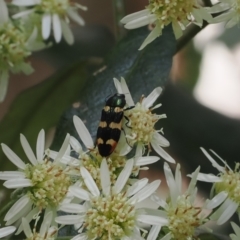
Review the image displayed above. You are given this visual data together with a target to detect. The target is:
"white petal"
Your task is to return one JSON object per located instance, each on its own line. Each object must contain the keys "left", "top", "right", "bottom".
{"left": 100, "top": 159, "right": 110, "bottom": 196}
{"left": 127, "top": 178, "right": 148, "bottom": 197}
{"left": 212, "top": 11, "right": 234, "bottom": 23}
{"left": 70, "top": 136, "right": 82, "bottom": 153}
{"left": 115, "top": 132, "right": 132, "bottom": 156}
{"left": 152, "top": 132, "right": 169, "bottom": 147}
{"left": 125, "top": 14, "right": 157, "bottom": 29}
{"left": 15, "top": 207, "right": 38, "bottom": 234}
{"left": 192, "top": 9, "right": 203, "bottom": 26}
{"left": 0, "top": 0, "right": 8, "bottom": 24}
{"left": 1, "top": 143, "right": 26, "bottom": 169}
{"left": 42, "top": 13, "right": 51, "bottom": 40}
{"left": 209, "top": 3, "right": 230, "bottom": 13}
{"left": 113, "top": 159, "right": 133, "bottom": 194}
{"left": 67, "top": 8, "right": 85, "bottom": 25}
{"left": 186, "top": 166, "right": 200, "bottom": 195}
{"left": 4, "top": 179, "right": 32, "bottom": 188}
{"left": 73, "top": 116, "right": 94, "bottom": 149}
{"left": 113, "top": 78, "right": 123, "bottom": 94}
{"left": 160, "top": 232, "right": 172, "bottom": 240}
{"left": 137, "top": 214, "right": 168, "bottom": 225}
{"left": 129, "top": 180, "right": 160, "bottom": 203}
{"left": 142, "top": 87, "right": 162, "bottom": 109}
{"left": 206, "top": 191, "right": 228, "bottom": 209}
{"left": 135, "top": 142, "right": 144, "bottom": 157}
{"left": 193, "top": 173, "right": 221, "bottom": 182}
{"left": 200, "top": 148, "right": 225, "bottom": 172}
{"left": 40, "top": 211, "right": 53, "bottom": 236}
{"left": 231, "top": 222, "right": 240, "bottom": 237}
{"left": 217, "top": 199, "right": 238, "bottom": 225}
{"left": 120, "top": 77, "right": 134, "bottom": 106}
{"left": 80, "top": 167, "right": 100, "bottom": 197}
{"left": 135, "top": 156, "right": 159, "bottom": 166}
{"left": 0, "top": 171, "right": 25, "bottom": 180}
{"left": 75, "top": 3, "right": 87, "bottom": 11}
{"left": 147, "top": 225, "right": 161, "bottom": 240}
{"left": 164, "top": 162, "right": 178, "bottom": 203}
{"left": 151, "top": 142, "right": 175, "bottom": 163}
{"left": 61, "top": 19, "right": 74, "bottom": 45}
{"left": 71, "top": 233, "right": 88, "bottom": 240}
{"left": 59, "top": 203, "right": 86, "bottom": 214}
{"left": 22, "top": 217, "right": 32, "bottom": 238}
{"left": 0, "top": 70, "right": 9, "bottom": 102}
{"left": 12, "top": 9, "right": 34, "bottom": 19}
{"left": 55, "top": 133, "right": 70, "bottom": 161}
{"left": 151, "top": 193, "right": 167, "bottom": 208}
{"left": 12, "top": 0, "right": 38, "bottom": 6}
{"left": 69, "top": 186, "right": 90, "bottom": 201}
{"left": 52, "top": 14, "right": 62, "bottom": 43}
{"left": 121, "top": 9, "right": 150, "bottom": 24}
{"left": 199, "top": 8, "right": 213, "bottom": 21}
{"left": 4, "top": 195, "right": 31, "bottom": 221}
{"left": 139, "top": 23, "right": 162, "bottom": 50}
{"left": 55, "top": 215, "right": 84, "bottom": 225}
{"left": 20, "top": 134, "right": 38, "bottom": 165}
{"left": 36, "top": 129, "right": 45, "bottom": 163}
{"left": 172, "top": 21, "right": 183, "bottom": 39}
{"left": 0, "top": 226, "right": 16, "bottom": 238}
{"left": 174, "top": 164, "right": 182, "bottom": 194}
{"left": 210, "top": 149, "right": 231, "bottom": 170}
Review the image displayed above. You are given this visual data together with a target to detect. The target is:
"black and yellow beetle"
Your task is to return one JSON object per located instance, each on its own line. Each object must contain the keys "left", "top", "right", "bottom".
{"left": 96, "top": 93, "right": 128, "bottom": 157}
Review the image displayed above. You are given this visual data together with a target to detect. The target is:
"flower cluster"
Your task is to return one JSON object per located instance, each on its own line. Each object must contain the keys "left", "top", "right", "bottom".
{"left": 121, "top": 0, "right": 213, "bottom": 49}
{"left": 120, "top": 0, "right": 240, "bottom": 49}
{"left": 209, "top": 0, "right": 240, "bottom": 28}
{"left": 1, "top": 78, "right": 240, "bottom": 240}
{"left": 0, "top": 0, "right": 87, "bottom": 102}
{"left": 12, "top": 0, "right": 87, "bottom": 44}
{"left": 0, "top": 0, "right": 34, "bottom": 102}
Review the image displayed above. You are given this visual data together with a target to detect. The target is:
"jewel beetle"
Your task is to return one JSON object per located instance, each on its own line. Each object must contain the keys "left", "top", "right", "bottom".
{"left": 96, "top": 93, "right": 127, "bottom": 157}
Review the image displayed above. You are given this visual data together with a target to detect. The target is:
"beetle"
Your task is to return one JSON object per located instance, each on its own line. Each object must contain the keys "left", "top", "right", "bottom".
{"left": 96, "top": 93, "right": 128, "bottom": 157}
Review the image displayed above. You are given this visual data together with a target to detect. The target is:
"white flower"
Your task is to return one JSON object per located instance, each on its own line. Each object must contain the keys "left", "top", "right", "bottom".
{"left": 12, "top": 0, "right": 87, "bottom": 44}
{"left": 120, "top": 0, "right": 212, "bottom": 49}
{"left": 114, "top": 77, "right": 175, "bottom": 164}
{"left": 151, "top": 162, "right": 209, "bottom": 240}
{"left": 49, "top": 115, "right": 161, "bottom": 188}
{"left": 210, "top": 0, "right": 240, "bottom": 28}
{"left": 0, "top": 226, "right": 16, "bottom": 239}
{"left": 0, "top": 130, "right": 72, "bottom": 233}
{"left": 191, "top": 148, "right": 240, "bottom": 225}
{"left": 0, "top": 0, "right": 33, "bottom": 102}
{"left": 230, "top": 222, "right": 240, "bottom": 240}
{"left": 56, "top": 158, "right": 166, "bottom": 240}
{"left": 22, "top": 211, "right": 57, "bottom": 240}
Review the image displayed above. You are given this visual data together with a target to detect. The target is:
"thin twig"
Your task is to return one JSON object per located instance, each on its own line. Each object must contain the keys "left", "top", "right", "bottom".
{"left": 175, "top": 21, "right": 209, "bottom": 54}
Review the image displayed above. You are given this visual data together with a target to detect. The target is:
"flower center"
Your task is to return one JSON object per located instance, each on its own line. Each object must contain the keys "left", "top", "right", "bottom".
{"left": 0, "top": 23, "right": 30, "bottom": 70}
{"left": 35, "top": 0, "right": 70, "bottom": 15}
{"left": 215, "top": 164, "right": 240, "bottom": 203}
{"left": 124, "top": 102, "right": 159, "bottom": 146}
{"left": 147, "top": 0, "right": 196, "bottom": 26}
{"left": 85, "top": 193, "right": 136, "bottom": 240}
{"left": 80, "top": 150, "right": 126, "bottom": 189}
{"left": 25, "top": 160, "right": 71, "bottom": 208}
{"left": 167, "top": 195, "right": 202, "bottom": 239}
